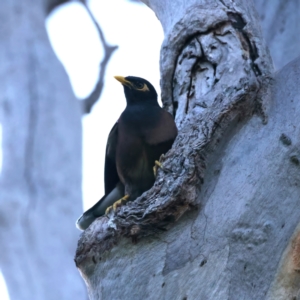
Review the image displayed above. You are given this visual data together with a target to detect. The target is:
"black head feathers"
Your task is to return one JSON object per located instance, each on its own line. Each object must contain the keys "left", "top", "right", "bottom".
{"left": 114, "top": 76, "right": 158, "bottom": 105}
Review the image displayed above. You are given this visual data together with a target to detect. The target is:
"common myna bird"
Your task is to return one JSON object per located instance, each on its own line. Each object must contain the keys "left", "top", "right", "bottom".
{"left": 76, "top": 76, "right": 178, "bottom": 230}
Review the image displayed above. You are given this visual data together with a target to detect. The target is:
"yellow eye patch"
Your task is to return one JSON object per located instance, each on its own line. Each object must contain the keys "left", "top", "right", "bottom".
{"left": 135, "top": 83, "right": 149, "bottom": 92}
{"left": 114, "top": 76, "right": 150, "bottom": 92}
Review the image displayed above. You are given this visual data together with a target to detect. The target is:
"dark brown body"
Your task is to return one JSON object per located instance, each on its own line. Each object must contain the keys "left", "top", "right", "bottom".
{"left": 76, "top": 76, "right": 177, "bottom": 230}
{"left": 117, "top": 103, "right": 177, "bottom": 199}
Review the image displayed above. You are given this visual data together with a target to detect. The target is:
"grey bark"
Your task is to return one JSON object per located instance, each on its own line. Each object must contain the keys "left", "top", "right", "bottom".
{"left": 0, "top": 1, "right": 86, "bottom": 299}
{"left": 253, "top": 0, "right": 300, "bottom": 70}
{"left": 78, "top": 56, "right": 300, "bottom": 300}
{"left": 75, "top": 0, "right": 300, "bottom": 299}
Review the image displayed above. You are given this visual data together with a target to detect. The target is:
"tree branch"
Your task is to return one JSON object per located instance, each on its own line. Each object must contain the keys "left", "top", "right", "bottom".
{"left": 46, "top": 0, "right": 118, "bottom": 114}
{"left": 80, "top": 0, "right": 118, "bottom": 114}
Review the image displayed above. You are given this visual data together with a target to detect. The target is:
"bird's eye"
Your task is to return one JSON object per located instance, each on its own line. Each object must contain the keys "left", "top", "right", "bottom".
{"left": 135, "top": 82, "right": 144, "bottom": 89}
{"left": 134, "top": 82, "right": 149, "bottom": 92}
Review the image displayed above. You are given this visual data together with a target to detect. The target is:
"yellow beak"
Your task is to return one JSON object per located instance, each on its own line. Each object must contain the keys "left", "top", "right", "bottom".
{"left": 114, "top": 76, "right": 132, "bottom": 88}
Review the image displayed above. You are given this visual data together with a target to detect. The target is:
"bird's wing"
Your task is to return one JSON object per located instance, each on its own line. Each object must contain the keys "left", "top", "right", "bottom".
{"left": 76, "top": 122, "right": 123, "bottom": 230}
{"left": 76, "top": 182, "right": 124, "bottom": 230}
{"left": 144, "top": 110, "right": 178, "bottom": 146}
{"left": 104, "top": 122, "right": 120, "bottom": 194}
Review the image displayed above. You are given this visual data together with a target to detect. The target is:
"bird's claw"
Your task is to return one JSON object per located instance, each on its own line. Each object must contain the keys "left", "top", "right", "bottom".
{"left": 105, "top": 195, "right": 130, "bottom": 215}
{"left": 153, "top": 160, "right": 164, "bottom": 177}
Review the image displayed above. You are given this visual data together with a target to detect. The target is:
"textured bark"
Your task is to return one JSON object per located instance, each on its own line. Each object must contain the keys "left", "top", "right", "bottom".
{"left": 75, "top": 0, "right": 300, "bottom": 299}
{"left": 0, "top": 1, "right": 86, "bottom": 299}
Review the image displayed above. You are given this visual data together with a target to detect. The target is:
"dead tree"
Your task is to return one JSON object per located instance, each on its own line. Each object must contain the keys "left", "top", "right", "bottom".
{"left": 75, "top": 0, "right": 300, "bottom": 299}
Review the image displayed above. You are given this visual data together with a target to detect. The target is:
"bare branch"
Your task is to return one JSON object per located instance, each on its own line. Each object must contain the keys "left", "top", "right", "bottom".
{"left": 46, "top": 0, "right": 118, "bottom": 114}
{"left": 80, "top": 1, "right": 118, "bottom": 114}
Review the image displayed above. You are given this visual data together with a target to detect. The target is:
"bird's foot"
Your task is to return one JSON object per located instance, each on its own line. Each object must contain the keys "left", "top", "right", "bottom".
{"left": 153, "top": 160, "right": 164, "bottom": 177}
{"left": 105, "top": 194, "right": 130, "bottom": 215}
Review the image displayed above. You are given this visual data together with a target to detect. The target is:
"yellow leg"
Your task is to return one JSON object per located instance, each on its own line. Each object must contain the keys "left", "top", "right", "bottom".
{"left": 105, "top": 195, "right": 129, "bottom": 215}
{"left": 153, "top": 160, "right": 163, "bottom": 177}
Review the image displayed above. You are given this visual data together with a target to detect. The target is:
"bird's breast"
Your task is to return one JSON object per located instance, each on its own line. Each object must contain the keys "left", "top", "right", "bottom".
{"left": 115, "top": 103, "right": 177, "bottom": 197}
{"left": 116, "top": 129, "right": 147, "bottom": 178}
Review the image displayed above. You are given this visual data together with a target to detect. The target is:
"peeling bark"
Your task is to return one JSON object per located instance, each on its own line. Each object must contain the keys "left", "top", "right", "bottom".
{"left": 75, "top": 1, "right": 300, "bottom": 299}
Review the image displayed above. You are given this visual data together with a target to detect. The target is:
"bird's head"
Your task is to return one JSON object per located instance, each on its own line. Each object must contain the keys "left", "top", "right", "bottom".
{"left": 114, "top": 76, "right": 158, "bottom": 105}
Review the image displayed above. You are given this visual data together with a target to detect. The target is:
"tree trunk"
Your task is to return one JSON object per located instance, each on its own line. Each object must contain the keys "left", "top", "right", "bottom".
{"left": 253, "top": 0, "right": 300, "bottom": 70}
{"left": 0, "top": 1, "right": 86, "bottom": 299}
{"left": 75, "top": 0, "right": 300, "bottom": 299}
